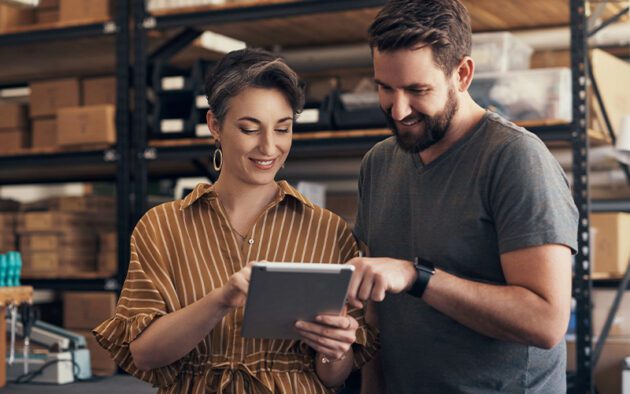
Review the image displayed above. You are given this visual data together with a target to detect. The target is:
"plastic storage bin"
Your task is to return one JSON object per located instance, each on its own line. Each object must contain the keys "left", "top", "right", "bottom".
{"left": 472, "top": 31, "right": 533, "bottom": 73}
{"left": 469, "top": 67, "right": 572, "bottom": 124}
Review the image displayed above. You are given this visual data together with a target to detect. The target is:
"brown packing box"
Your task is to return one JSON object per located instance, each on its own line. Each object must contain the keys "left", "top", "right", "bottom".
{"left": 23, "top": 195, "right": 115, "bottom": 213}
{"left": 591, "top": 49, "right": 630, "bottom": 140}
{"left": 0, "top": 103, "right": 27, "bottom": 129}
{"left": 63, "top": 292, "right": 116, "bottom": 330}
{"left": 0, "top": 129, "right": 28, "bottom": 153}
{"left": 82, "top": 76, "right": 116, "bottom": 106}
{"left": 38, "top": 0, "right": 60, "bottom": 8}
{"left": 0, "top": 213, "right": 16, "bottom": 228}
{"left": 35, "top": 9, "right": 58, "bottom": 24}
{"left": 32, "top": 118, "right": 57, "bottom": 148}
{"left": 98, "top": 251, "right": 117, "bottom": 276}
{"left": 19, "top": 232, "right": 97, "bottom": 252}
{"left": 29, "top": 78, "right": 80, "bottom": 118}
{"left": 59, "top": 0, "right": 111, "bottom": 23}
{"left": 567, "top": 337, "right": 630, "bottom": 394}
{"left": 21, "top": 249, "right": 97, "bottom": 274}
{"left": 593, "top": 289, "right": 630, "bottom": 338}
{"left": 0, "top": 5, "right": 35, "bottom": 33}
{"left": 99, "top": 232, "right": 117, "bottom": 252}
{"left": 591, "top": 213, "right": 630, "bottom": 275}
{"left": 17, "top": 211, "right": 86, "bottom": 232}
{"left": 57, "top": 105, "right": 116, "bottom": 146}
{"left": 74, "top": 329, "right": 116, "bottom": 376}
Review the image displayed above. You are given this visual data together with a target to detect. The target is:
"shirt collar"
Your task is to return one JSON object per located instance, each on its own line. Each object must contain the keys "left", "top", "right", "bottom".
{"left": 179, "top": 181, "right": 315, "bottom": 210}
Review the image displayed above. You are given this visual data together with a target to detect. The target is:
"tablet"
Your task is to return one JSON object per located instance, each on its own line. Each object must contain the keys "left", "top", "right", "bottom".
{"left": 241, "top": 262, "right": 354, "bottom": 339}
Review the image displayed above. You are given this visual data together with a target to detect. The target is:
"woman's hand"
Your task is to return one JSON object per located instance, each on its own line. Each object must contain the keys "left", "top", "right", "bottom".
{"left": 218, "top": 262, "right": 253, "bottom": 309}
{"left": 295, "top": 310, "right": 358, "bottom": 362}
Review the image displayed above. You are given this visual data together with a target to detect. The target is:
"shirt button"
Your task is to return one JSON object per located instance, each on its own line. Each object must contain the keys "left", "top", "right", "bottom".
{"left": 248, "top": 239, "right": 254, "bottom": 245}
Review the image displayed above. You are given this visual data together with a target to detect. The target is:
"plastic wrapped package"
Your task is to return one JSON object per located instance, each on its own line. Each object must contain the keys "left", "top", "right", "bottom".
{"left": 472, "top": 32, "right": 533, "bottom": 73}
{"left": 470, "top": 67, "right": 572, "bottom": 124}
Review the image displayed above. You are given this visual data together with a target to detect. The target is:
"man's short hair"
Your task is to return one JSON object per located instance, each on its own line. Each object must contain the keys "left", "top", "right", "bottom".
{"left": 368, "top": 0, "right": 472, "bottom": 75}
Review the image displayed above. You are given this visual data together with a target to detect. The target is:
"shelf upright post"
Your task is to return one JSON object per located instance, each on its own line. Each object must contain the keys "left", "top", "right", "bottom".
{"left": 115, "top": 0, "right": 131, "bottom": 289}
{"left": 570, "top": 0, "right": 592, "bottom": 392}
{"left": 133, "top": 0, "right": 150, "bottom": 224}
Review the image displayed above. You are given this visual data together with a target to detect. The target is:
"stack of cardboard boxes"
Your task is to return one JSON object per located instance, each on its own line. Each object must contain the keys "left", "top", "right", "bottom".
{"left": 35, "top": 0, "right": 59, "bottom": 24}
{"left": 0, "top": 0, "right": 110, "bottom": 32}
{"left": 591, "top": 212, "right": 630, "bottom": 278}
{"left": 17, "top": 195, "right": 116, "bottom": 276}
{"left": 30, "top": 76, "right": 116, "bottom": 149}
{"left": 0, "top": 213, "right": 16, "bottom": 254}
{"left": 0, "top": 102, "right": 29, "bottom": 153}
{"left": 98, "top": 232, "right": 118, "bottom": 276}
{"left": 63, "top": 292, "right": 117, "bottom": 376}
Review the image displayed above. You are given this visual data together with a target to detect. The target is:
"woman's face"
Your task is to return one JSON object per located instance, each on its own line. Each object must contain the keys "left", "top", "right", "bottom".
{"left": 211, "top": 87, "right": 294, "bottom": 187}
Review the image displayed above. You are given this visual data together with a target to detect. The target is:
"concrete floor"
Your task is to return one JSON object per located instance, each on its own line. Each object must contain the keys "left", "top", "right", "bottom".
{"left": 0, "top": 374, "right": 155, "bottom": 393}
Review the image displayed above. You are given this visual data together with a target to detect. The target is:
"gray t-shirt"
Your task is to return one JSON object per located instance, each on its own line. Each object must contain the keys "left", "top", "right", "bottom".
{"left": 355, "top": 111, "right": 578, "bottom": 393}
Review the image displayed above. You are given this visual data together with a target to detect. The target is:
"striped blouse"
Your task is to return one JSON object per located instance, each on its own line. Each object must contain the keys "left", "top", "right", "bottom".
{"left": 93, "top": 181, "right": 377, "bottom": 394}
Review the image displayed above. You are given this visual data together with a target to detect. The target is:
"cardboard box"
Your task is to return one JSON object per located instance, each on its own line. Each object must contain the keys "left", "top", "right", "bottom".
{"left": 35, "top": 9, "right": 58, "bottom": 24}
{"left": 38, "top": 0, "right": 60, "bottom": 8}
{"left": 0, "top": 5, "right": 34, "bottom": 33}
{"left": 0, "top": 213, "right": 16, "bottom": 228}
{"left": 59, "top": 0, "right": 111, "bottom": 23}
{"left": 17, "top": 211, "right": 86, "bottom": 232}
{"left": 29, "top": 78, "right": 80, "bottom": 118}
{"left": 57, "top": 105, "right": 116, "bottom": 146}
{"left": 63, "top": 292, "right": 116, "bottom": 330}
{"left": 591, "top": 49, "right": 630, "bottom": 141}
{"left": 567, "top": 337, "right": 630, "bottom": 394}
{"left": 82, "top": 76, "right": 116, "bottom": 106}
{"left": 19, "top": 232, "right": 97, "bottom": 252}
{"left": 99, "top": 232, "right": 117, "bottom": 252}
{"left": 0, "top": 129, "right": 28, "bottom": 153}
{"left": 98, "top": 251, "right": 117, "bottom": 276}
{"left": 593, "top": 289, "right": 630, "bottom": 338}
{"left": 21, "top": 249, "right": 96, "bottom": 274}
{"left": 32, "top": 118, "right": 57, "bottom": 148}
{"left": 591, "top": 213, "right": 630, "bottom": 275}
{"left": 0, "top": 103, "right": 27, "bottom": 129}
{"left": 74, "top": 329, "right": 116, "bottom": 375}
{"left": 23, "top": 195, "right": 115, "bottom": 213}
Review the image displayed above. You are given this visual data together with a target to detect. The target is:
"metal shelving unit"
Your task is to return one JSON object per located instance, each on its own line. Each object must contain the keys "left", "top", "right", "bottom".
{"left": 0, "top": 1, "right": 131, "bottom": 291}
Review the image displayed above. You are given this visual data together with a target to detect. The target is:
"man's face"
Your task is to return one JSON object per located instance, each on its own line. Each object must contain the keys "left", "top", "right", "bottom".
{"left": 373, "top": 47, "right": 459, "bottom": 153}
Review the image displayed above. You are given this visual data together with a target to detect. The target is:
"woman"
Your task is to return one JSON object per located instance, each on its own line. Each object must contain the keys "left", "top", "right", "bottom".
{"left": 93, "top": 49, "right": 377, "bottom": 393}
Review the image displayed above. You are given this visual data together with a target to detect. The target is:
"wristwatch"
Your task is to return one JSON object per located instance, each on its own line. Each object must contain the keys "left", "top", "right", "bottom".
{"left": 407, "top": 257, "right": 436, "bottom": 298}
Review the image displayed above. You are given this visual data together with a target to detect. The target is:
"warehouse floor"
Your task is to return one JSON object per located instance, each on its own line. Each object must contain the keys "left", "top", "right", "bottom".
{"left": 0, "top": 374, "right": 155, "bottom": 393}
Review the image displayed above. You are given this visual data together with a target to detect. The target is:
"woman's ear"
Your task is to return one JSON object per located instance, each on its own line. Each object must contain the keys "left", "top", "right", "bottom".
{"left": 206, "top": 111, "right": 221, "bottom": 141}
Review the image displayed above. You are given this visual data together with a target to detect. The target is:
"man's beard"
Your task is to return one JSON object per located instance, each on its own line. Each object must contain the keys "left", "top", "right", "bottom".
{"left": 386, "top": 88, "right": 458, "bottom": 153}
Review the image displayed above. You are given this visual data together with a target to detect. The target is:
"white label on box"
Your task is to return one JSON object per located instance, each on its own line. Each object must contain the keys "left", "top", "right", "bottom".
{"left": 161, "top": 76, "right": 185, "bottom": 90}
{"left": 296, "top": 109, "right": 319, "bottom": 124}
{"left": 196, "top": 95, "right": 209, "bottom": 109}
{"left": 161, "top": 119, "right": 185, "bottom": 133}
{"left": 0, "top": 86, "right": 30, "bottom": 99}
{"left": 196, "top": 124, "right": 211, "bottom": 137}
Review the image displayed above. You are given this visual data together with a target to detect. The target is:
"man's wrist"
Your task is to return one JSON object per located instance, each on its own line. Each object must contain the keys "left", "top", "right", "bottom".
{"left": 407, "top": 258, "right": 436, "bottom": 298}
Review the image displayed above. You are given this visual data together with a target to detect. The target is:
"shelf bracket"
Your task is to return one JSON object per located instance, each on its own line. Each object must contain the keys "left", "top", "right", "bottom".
{"left": 142, "top": 147, "right": 158, "bottom": 160}
{"left": 142, "top": 17, "right": 157, "bottom": 30}
{"left": 102, "top": 21, "right": 118, "bottom": 34}
{"left": 103, "top": 149, "right": 119, "bottom": 162}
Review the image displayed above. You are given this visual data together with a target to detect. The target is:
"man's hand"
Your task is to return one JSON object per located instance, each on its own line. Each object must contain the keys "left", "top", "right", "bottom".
{"left": 346, "top": 257, "right": 417, "bottom": 308}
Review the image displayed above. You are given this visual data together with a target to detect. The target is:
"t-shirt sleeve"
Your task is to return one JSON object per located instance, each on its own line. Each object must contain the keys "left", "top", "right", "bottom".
{"left": 92, "top": 212, "right": 182, "bottom": 387}
{"left": 488, "top": 134, "right": 579, "bottom": 255}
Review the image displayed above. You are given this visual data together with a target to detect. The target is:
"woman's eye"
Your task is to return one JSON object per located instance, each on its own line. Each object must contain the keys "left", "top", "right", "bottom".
{"left": 240, "top": 128, "right": 258, "bottom": 134}
{"left": 275, "top": 128, "right": 290, "bottom": 133}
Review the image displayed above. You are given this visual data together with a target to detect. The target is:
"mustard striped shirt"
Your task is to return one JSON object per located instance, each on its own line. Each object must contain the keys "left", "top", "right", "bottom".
{"left": 93, "top": 181, "right": 377, "bottom": 393}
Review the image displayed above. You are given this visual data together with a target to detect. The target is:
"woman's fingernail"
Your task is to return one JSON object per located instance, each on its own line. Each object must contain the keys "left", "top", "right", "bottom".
{"left": 295, "top": 321, "right": 303, "bottom": 328}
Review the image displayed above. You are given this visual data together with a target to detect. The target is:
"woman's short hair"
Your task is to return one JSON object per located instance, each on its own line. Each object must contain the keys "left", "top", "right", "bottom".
{"left": 204, "top": 48, "right": 304, "bottom": 125}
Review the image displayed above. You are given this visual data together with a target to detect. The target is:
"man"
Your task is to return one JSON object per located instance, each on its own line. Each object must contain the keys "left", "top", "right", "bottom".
{"left": 346, "top": 0, "right": 579, "bottom": 392}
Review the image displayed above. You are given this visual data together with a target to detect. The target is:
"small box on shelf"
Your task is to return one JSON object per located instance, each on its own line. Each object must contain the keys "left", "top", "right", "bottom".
{"left": 59, "top": 0, "right": 111, "bottom": 23}
{"left": 57, "top": 105, "right": 116, "bottom": 146}
{"left": 31, "top": 118, "right": 57, "bottom": 148}
{"left": 591, "top": 213, "right": 630, "bottom": 276}
{"left": 30, "top": 78, "right": 81, "bottom": 118}
{"left": 82, "top": 76, "right": 116, "bottom": 106}
{"left": 63, "top": 291, "right": 116, "bottom": 330}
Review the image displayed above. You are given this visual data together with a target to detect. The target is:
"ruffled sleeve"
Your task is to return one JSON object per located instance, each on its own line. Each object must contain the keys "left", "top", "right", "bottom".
{"left": 92, "top": 212, "right": 182, "bottom": 387}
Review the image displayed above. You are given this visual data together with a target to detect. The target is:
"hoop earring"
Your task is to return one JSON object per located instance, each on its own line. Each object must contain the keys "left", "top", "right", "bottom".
{"left": 212, "top": 144, "right": 223, "bottom": 172}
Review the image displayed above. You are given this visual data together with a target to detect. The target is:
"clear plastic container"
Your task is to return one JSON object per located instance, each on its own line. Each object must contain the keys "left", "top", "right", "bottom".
{"left": 472, "top": 31, "right": 533, "bottom": 73}
{"left": 469, "top": 67, "right": 572, "bottom": 123}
